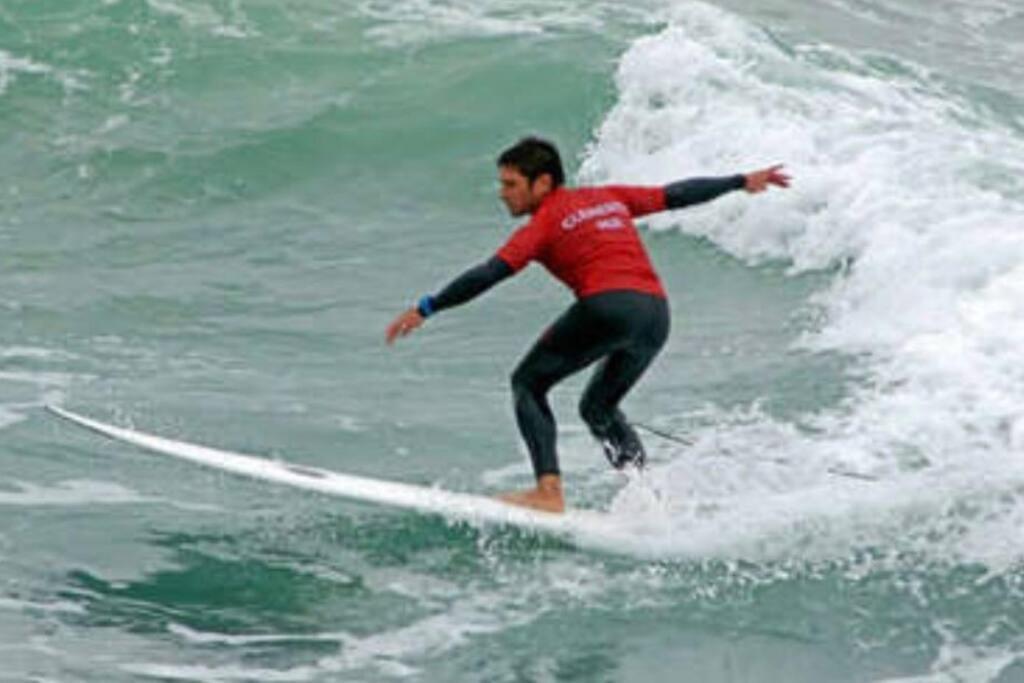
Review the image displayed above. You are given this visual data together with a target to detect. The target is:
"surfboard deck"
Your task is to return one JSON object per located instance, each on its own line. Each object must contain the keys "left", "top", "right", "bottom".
{"left": 46, "top": 405, "right": 615, "bottom": 538}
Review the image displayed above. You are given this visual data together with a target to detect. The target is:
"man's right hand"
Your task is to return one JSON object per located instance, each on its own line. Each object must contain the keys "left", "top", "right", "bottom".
{"left": 386, "top": 308, "right": 425, "bottom": 345}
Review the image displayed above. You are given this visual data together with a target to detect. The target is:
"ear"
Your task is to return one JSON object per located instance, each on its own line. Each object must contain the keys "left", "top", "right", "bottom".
{"left": 532, "top": 173, "right": 554, "bottom": 195}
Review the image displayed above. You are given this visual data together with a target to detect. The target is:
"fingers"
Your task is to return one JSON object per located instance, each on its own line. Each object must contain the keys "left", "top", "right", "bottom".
{"left": 385, "top": 321, "right": 400, "bottom": 345}
{"left": 767, "top": 164, "right": 791, "bottom": 187}
{"left": 387, "top": 320, "right": 411, "bottom": 344}
{"left": 769, "top": 170, "right": 791, "bottom": 188}
{"left": 385, "top": 309, "right": 422, "bottom": 345}
{"left": 386, "top": 323, "right": 411, "bottom": 345}
{"left": 746, "top": 165, "right": 791, "bottom": 192}
{"left": 770, "top": 163, "right": 790, "bottom": 185}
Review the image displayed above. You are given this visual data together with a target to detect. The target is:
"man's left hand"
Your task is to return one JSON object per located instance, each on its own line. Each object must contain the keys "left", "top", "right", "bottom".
{"left": 744, "top": 165, "right": 791, "bottom": 193}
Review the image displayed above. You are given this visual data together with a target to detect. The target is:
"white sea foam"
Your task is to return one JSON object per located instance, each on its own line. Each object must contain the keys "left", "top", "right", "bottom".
{"left": 0, "top": 348, "right": 80, "bottom": 424}
{"left": 0, "top": 50, "right": 51, "bottom": 96}
{"left": 0, "top": 347, "right": 79, "bottom": 361}
{"left": 145, "top": 0, "right": 258, "bottom": 39}
{"left": 355, "top": 0, "right": 652, "bottom": 47}
{"left": 0, "top": 364, "right": 81, "bottom": 431}
{"left": 0, "top": 370, "right": 81, "bottom": 388}
{"left": 0, "top": 405, "right": 27, "bottom": 430}
{"left": 0, "top": 478, "right": 221, "bottom": 512}
{"left": 575, "top": 2, "right": 1024, "bottom": 568}
{"left": 168, "top": 623, "right": 346, "bottom": 646}
{"left": 872, "top": 638, "right": 1019, "bottom": 683}
{"left": 0, "top": 480, "right": 150, "bottom": 506}
{"left": 124, "top": 662, "right": 315, "bottom": 682}
{"left": 0, "top": 597, "right": 87, "bottom": 615}
{"left": 0, "top": 49, "right": 89, "bottom": 96}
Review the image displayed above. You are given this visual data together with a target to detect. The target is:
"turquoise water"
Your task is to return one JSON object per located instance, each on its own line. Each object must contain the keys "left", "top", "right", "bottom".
{"left": 2, "top": 1, "right": 1024, "bottom": 680}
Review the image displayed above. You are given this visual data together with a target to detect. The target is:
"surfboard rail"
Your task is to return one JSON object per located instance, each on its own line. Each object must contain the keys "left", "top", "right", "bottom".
{"left": 45, "top": 405, "right": 611, "bottom": 537}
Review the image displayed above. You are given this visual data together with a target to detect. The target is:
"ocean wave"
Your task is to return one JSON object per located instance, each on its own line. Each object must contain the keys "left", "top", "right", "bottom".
{"left": 121, "top": 553, "right": 609, "bottom": 680}
{"left": 583, "top": 2, "right": 1024, "bottom": 569}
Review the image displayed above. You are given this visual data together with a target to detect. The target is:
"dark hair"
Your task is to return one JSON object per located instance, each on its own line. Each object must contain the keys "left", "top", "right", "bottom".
{"left": 497, "top": 136, "right": 564, "bottom": 188}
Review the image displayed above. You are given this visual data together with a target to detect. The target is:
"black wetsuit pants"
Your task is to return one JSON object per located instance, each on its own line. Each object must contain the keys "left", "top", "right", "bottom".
{"left": 510, "top": 290, "right": 670, "bottom": 477}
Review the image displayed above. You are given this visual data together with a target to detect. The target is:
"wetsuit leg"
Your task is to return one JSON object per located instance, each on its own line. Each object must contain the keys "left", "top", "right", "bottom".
{"left": 510, "top": 301, "right": 621, "bottom": 478}
{"left": 511, "top": 290, "right": 669, "bottom": 477}
{"left": 578, "top": 292, "right": 670, "bottom": 468}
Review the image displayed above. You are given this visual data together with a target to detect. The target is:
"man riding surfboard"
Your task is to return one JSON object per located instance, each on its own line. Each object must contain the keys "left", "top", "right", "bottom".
{"left": 387, "top": 137, "right": 790, "bottom": 513}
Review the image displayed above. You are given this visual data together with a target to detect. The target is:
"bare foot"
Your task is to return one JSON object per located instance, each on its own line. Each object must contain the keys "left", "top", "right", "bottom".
{"left": 498, "top": 489, "right": 565, "bottom": 513}
{"left": 497, "top": 474, "right": 565, "bottom": 513}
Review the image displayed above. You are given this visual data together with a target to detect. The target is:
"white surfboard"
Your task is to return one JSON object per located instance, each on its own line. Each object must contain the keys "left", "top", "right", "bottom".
{"left": 46, "top": 405, "right": 617, "bottom": 541}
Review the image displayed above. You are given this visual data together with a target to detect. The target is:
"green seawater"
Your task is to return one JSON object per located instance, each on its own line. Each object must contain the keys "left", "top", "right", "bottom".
{"left": 2, "top": 1, "right": 1023, "bottom": 681}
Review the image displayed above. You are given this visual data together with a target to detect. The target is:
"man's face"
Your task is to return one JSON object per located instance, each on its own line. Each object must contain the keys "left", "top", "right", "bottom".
{"left": 498, "top": 165, "right": 550, "bottom": 217}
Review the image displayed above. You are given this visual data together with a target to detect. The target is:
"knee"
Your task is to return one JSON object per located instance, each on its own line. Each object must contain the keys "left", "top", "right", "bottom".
{"left": 512, "top": 365, "right": 554, "bottom": 408}
{"left": 578, "top": 394, "right": 603, "bottom": 430}
{"left": 510, "top": 366, "right": 534, "bottom": 402}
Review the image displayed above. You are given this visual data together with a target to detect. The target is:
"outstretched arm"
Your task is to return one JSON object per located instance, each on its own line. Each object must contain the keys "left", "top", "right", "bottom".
{"left": 665, "top": 165, "right": 791, "bottom": 209}
{"left": 612, "top": 165, "right": 791, "bottom": 217}
{"left": 664, "top": 174, "right": 746, "bottom": 209}
{"left": 386, "top": 256, "right": 513, "bottom": 344}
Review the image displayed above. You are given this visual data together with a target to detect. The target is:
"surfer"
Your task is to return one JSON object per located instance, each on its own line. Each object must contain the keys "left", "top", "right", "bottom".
{"left": 386, "top": 137, "right": 790, "bottom": 513}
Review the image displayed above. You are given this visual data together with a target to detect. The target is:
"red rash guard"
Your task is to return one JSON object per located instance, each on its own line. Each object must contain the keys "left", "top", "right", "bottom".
{"left": 495, "top": 185, "right": 667, "bottom": 299}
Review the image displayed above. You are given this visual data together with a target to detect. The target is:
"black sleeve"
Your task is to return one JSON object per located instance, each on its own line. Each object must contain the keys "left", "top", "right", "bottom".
{"left": 427, "top": 256, "right": 514, "bottom": 315}
{"left": 664, "top": 175, "right": 746, "bottom": 209}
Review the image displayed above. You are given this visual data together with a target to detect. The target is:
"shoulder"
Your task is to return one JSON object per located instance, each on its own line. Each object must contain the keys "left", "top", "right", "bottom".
{"left": 568, "top": 185, "right": 635, "bottom": 208}
{"left": 561, "top": 185, "right": 613, "bottom": 201}
{"left": 540, "top": 186, "right": 618, "bottom": 216}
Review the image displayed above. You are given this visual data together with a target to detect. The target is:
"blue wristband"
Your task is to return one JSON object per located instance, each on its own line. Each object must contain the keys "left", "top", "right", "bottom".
{"left": 417, "top": 295, "right": 435, "bottom": 318}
